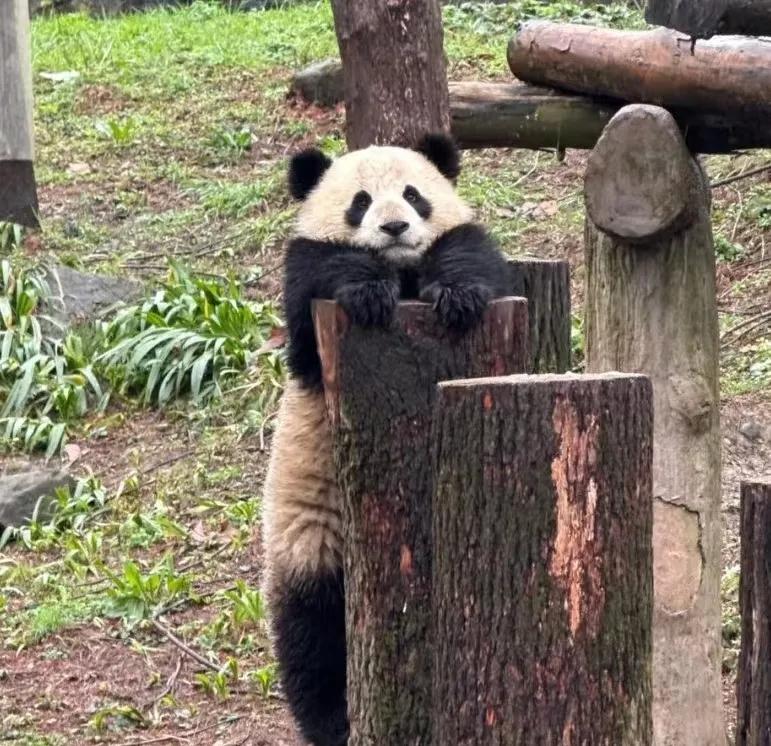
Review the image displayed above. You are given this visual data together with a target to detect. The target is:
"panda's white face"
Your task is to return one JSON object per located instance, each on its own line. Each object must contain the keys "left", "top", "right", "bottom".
{"left": 294, "top": 145, "right": 473, "bottom": 266}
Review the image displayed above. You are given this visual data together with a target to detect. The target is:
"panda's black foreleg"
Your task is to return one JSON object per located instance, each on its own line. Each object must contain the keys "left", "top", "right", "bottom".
{"left": 272, "top": 569, "right": 348, "bottom": 746}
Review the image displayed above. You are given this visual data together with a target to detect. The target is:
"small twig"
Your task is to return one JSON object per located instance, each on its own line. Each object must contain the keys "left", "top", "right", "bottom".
{"left": 153, "top": 655, "right": 183, "bottom": 706}
{"left": 711, "top": 163, "right": 771, "bottom": 189}
{"left": 150, "top": 618, "right": 220, "bottom": 673}
{"left": 121, "top": 734, "right": 189, "bottom": 745}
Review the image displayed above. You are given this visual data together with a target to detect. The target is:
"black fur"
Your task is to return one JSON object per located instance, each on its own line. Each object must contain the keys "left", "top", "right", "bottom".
{"left": 283, "top": 223, "right": 510, "bottom": 388}
{"left": 344, "top": 190, "right": 372, "bottom": 228}
{"left": 289, "top": 149, "right": 332, "bottom": 200}
{"left": 403, "top": 185, "right": 432, "bottom": 220}
{"left": 272, "top": 570, "right": 348, "bottom": 746}
{"left": 414, "top": 133, "right": 461, "bottom": 181}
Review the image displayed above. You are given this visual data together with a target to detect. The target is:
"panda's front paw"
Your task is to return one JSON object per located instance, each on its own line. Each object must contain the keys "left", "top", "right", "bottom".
{"left": 335, "top": 279, "right": 399, "bottom": 328}
{"left": 421, "top": 282, "right": 492, "bottom": 331}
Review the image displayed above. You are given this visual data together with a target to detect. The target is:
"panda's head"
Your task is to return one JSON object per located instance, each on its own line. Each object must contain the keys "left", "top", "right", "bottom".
{"left": 288, "top": 134, "right": 473, "bottom": 265}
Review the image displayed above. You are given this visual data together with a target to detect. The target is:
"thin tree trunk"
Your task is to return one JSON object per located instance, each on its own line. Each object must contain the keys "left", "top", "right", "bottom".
{"left": 432, "top": 372, "right": 654, "bottom": 745}
{"left": 0, "top": 0, "right": 38, "bottom": 227}
{"left": 646, "top": 0, "right": 771, "bottom": 38}
{"left": 508, "top": 258, "right": 571, "bottom": 373}
{"left": 508, "top": 23, "right": 771, "bottom": 115}
{"left": 313, "top": 298, "right": 529, "bottom": 746}
{"left": 584, "top": 104, "right": 725, "bottom": 746}
{"left": 737, "top": 481, "right": 771, "bottom": 746}
{"left": 330, "top": 0, "right": 450, "bottom": 149}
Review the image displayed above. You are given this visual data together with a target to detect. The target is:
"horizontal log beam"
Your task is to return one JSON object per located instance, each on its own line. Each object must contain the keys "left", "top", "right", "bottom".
{"left": 291, "top": 65, "right": 771, "bottom": 153}
{"left": 646, "top": 0, "right": 771, "bottom": 38}
{"left": 508, "top": 23, "right": 771, "bottom": 116}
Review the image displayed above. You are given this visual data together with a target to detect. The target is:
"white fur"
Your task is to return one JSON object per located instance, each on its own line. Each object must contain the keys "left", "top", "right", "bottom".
{"left": 295, "top": 145, "right": 473, "bottom": 263}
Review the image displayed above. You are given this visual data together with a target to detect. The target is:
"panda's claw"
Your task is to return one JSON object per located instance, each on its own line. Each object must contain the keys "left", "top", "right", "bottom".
{"left": 334, "top": 279, "right": 399, "bottom": 328}
{"left": 421, "top": 282, "right": 491, "bottom": 331}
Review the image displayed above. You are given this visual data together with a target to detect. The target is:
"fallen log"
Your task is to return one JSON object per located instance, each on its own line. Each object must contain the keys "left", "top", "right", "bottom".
{"left": 508, "top": 22, "right": 771, "bottom": 115}
{"left": 291, "top": 67, "right": 771, "bottom": 153}
{"left": 646, "top": 0, "right": 771, "bottom": 38}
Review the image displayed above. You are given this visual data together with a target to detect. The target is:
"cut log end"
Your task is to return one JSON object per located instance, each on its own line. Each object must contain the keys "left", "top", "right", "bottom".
{"left": 584, "top": 104, "right": 696, "bottom": 242}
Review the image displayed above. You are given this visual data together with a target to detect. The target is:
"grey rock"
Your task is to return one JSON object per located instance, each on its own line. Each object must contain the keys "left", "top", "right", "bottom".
{"left": 291, "top": 59, "right": 344, "bottom": 108}
{"left": 44, "top": 263, "right": 142, "bottom": 332}
{"left": 739, "top": 420, "right": 763, "bottom": 442}
{"left": 0, "top": 467, "right": 75, "bottom": 531}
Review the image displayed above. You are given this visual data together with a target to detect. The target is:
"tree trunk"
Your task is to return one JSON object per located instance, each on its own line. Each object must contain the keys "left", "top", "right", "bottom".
{"left": 508, "top": 23, "right": 771, "bottom": 116}
{"left": 0, "top": 0, "right": 38, "bottom": 227}
{"left": 313, "top": 297, "right": 529, "bottom": 746}
{"left": 432, "top": 372, "right": 654, "bottom": 745}
{"left": 646, "top": 0, "right": 771, "bottom": 38}
{"left": 584, "top": 104, "right": 725, "bottom": 746}
{"left": 737, "top": 481, "right": 771, "bottom": 746}
{"left": 508, "top": 259, "right": 571, "bottom": 373}
{"left": 330, "top": 0, "right": 450, "bottom": 149}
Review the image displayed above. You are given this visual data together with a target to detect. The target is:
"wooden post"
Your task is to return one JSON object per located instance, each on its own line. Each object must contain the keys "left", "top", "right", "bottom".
{"left": 330, "top": 0, "right": 450, "bottom": 148}
{"left": 432, "top": 372, "right": 654, "bottom": 745}
{"left": 313, "top": 297, "right": 529, "bottom": 746}
{"left": 737, "top": 481, "right": 771, "bottom": 746}
{"left": 0, "top": 0, "right": 38, "bottom": 227}
{"left": 584, "top": 104, "right": 724, "bottom": 745}
{"left": 508, "top": 258, "right": 571, "bottom": 373}
{"left": 646, "top": 0, "right": 771, "bottom": 38}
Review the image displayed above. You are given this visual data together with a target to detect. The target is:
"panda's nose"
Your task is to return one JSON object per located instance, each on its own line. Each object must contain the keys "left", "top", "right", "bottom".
{"left": 380, "top": 221, "right": 409, "bottom": 237}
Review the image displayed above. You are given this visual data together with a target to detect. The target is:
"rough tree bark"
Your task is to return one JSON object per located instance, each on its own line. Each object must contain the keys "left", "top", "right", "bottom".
{"left": 432, "top": 372, "right": 654, "bottom": 745}
{"left": 737, "top": 481, "right": 771, "bottom": 746}
{"left": 508, "top": 259, "right": 571, "bottom": 373}
{"left": 508, "top": 23, "right": 771, "bottom": 115}
{"left": 646, "top": 0, "right": 771, "bottom": 38}
{"left": 313, "top": 298, "right": 529, "bottom": 746}
{"left": 330, "top": 0, "right": 450, "bottom": 149}
{"left": 0, "top": 0, "right": 38, "bottom": 227}
{"left": 584, "top": 104, "right": 724, "bottom": 746}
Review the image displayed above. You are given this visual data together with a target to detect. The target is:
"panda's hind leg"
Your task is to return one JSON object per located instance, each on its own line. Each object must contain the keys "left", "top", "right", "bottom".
{"left": 262, "top": 382, "right": 348, "bottom": 746}
{"left": 271, "top": 570, "right": 348, "bottom": 746}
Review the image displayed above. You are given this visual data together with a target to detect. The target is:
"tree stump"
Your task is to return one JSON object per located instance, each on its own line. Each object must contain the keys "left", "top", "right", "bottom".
{"left": 432, "top": 372, "right": 654, "bottom": 745}
{"left": 312, "top": 297, "right": 529, "bottom": 746}
{"left": 508, "top": 258, "right": 571, "bottom": 373}
{"left": 0, "top": 0, "right": 38, "bottom": 227}
{"left": 737, "top": 481, "right": 771, "bottom": 746}
{"left": 330, "top": 0, "right": 450, "bottom": 149}
{"left": 584, "top": 104, "right": 724, "bottom": 745}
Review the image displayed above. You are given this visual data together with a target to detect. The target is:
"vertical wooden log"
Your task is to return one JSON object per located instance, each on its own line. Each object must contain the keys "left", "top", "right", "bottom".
{"left": 0, "top": 0, "right": 38, "bottom": 227}
{"left": 432, "top": 372, "right": 654, "bottom": 745}
{"left": 508, "top": 258, "right": 571, "bottom": 373}
{"left": 584, "top": 104, "right": 724, "bottom": 745}
{"left": 313, "top": 297, "right": 529, "bottom": 746}
{"left": 737, "top": 481, "right": 771, "bottom": 746}
{"left": 329, "top": 0, "right": 450, "bottom": 149}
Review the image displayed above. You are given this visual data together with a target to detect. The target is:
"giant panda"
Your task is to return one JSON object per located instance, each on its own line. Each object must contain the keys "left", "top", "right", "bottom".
{"left": 261, "top": 133, "right": 510, "bottom": 746}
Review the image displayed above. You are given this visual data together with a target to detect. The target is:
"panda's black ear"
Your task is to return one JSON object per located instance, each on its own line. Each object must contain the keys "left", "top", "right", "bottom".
{"left": 288, "top": 148, "right": 332, "bottom": 200}
{"left": 415, "top": 133, "right": 461, "bottom": 181}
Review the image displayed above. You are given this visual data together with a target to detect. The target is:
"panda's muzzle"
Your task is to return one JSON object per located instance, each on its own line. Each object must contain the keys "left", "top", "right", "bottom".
{"left": 380, "top": 220, "right": 409, "bottom": 238}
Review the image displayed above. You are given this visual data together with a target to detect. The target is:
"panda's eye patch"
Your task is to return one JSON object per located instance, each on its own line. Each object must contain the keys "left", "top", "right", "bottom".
{"left": 345, "top": 190, "right": 372, "bottom": 228}
{"left": 403, "top": 185, "right": 432, "bottom": 220}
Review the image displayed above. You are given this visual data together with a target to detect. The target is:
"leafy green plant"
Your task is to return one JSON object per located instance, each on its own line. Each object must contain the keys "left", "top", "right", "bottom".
{"left": 95, "top": 116, "right": 139, "bottom": 146}
{"left": 98, "top": 260, "right": 282, "bottom": 407}
{"left": 210, "top": 126, "right": 252, "bottom": 155}
{"left": 104, "top": 557, "right": 192, "bottom": 622}
{"left": 248, "top": 663, "right": 278, "bottom": 699}
{"left": 714, "top": 234, "right": 746, "bottom": 263}
{"left": 0, "top": 261, "right": 108, "bottom": 455}
{"left": 0, "top": 222, "right": 24, "bottom": 251}
{"left": 194, "top": 658, "right": 238, "bottom": 700}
